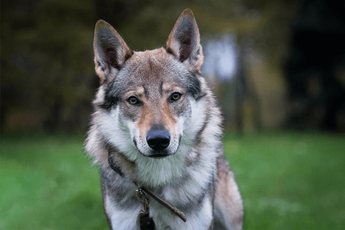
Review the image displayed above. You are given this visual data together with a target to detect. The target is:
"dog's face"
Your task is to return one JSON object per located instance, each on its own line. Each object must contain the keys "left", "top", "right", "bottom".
{"left": 103, "top": 49, "right": 204, "bottom": 158}
{"left": 92, "top": 10, "right": 205, "bottom": 162}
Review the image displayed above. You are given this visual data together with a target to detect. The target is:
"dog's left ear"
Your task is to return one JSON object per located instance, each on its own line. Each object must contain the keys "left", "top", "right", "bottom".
{"left": 166, "top": 9, "right": 203, "bottom": 72}
{"left": 93, "top": 20, "right": 132, "bottom": 83}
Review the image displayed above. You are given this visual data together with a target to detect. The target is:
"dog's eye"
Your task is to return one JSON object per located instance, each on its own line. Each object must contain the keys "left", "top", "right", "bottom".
{"left": 170, "top": 92, "right": 181, "bottom": 101}
{"left": 128, "top": 96, "right": 139, "bottom": 105}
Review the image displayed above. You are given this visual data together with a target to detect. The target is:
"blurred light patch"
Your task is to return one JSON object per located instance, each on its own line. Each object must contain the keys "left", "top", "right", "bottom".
{"left": 258, "top": 197, "right": 305, "bottom": 216}
{"left": 202, "top": 34, "right": 238, "bottom": 80}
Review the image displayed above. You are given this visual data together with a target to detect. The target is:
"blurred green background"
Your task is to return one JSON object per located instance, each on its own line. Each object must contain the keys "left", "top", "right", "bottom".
{"left": 1, "top": 0, "right": 345, "bottom": 229}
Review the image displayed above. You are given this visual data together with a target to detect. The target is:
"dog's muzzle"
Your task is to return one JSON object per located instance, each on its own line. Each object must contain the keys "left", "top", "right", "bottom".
{"left": 146, "top": 129, "right": 170, "bottom": 157}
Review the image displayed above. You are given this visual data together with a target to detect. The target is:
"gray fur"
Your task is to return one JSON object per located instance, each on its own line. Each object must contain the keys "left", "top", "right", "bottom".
{"left": 85, "top": 9, "right": 243, "bottom": 230}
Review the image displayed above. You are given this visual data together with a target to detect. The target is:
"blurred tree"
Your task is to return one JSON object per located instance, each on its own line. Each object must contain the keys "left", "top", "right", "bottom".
{"left": 285, "top": 0, "right": 345, "bottom": 132}
{"left": 3, "top": 0, "right": 341, "bottom": 133}
{"left": 1, "top": 0, "right": 96, "bottom": 132}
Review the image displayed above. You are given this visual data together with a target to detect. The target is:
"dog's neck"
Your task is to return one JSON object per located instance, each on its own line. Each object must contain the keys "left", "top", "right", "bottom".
{"left": 107, "top": 151, "right": 187, "bottom": 224}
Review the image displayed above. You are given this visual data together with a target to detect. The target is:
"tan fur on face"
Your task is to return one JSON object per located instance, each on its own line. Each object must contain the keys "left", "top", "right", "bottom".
{"left": 136, "top": 102, "right": 154, "bottom": 140}
{"left": 161, "top": 100, "right": 177, "bottom": 136}
{"left": 123, "top": 88, "right": 145, "bottom": 101}
{"left": 134, "top": 97, "right": 178, "bottom": 140}
{"left": 121, "top": 50, "right": 186, "bottom": 140}
{"left": 162, "top": 82, "right": 185, "bottom": 95}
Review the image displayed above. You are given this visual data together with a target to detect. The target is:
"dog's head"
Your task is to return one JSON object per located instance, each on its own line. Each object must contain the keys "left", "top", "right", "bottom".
{"left": 92, "top": 9, "right": 206, "bottom": 161}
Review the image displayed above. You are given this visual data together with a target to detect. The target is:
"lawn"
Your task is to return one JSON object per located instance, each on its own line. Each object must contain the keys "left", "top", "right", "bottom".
{"left": 0, "top": 131, "right": 344, "bottom": 229}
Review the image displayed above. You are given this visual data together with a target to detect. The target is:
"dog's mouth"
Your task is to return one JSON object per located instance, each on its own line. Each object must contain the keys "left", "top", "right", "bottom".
{"left": 134, "top": 141, "right": 173, "bottom": 158}
{"left": 147, "top": 153, "right": 170, "bottom": 159}
{"left": 145, "top": 148, "right": 172, "bottom": 158}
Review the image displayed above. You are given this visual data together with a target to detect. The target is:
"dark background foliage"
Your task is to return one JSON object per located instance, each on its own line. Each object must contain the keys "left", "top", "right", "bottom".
{"left": 1, "top": 0, "right": 345, "bottom": 133}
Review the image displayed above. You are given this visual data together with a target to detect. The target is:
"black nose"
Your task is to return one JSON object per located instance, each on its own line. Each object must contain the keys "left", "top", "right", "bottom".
{"left": 146, "top": 129, "right": 170, "bottom": 151}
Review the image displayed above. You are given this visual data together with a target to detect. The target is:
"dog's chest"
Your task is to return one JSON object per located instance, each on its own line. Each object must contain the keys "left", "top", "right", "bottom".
{"left": 102, "top": 167, "right": 215, "bottom": 230}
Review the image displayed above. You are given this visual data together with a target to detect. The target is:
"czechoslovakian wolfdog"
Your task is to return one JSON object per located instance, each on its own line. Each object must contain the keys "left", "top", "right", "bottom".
{"left": 85, "top": 9, "right": 243, "bottom": 230}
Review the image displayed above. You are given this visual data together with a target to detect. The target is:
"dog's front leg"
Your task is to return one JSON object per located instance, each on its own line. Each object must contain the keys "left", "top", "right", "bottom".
{"left": 103, "top": 192, "right": 142, "bottom": 230}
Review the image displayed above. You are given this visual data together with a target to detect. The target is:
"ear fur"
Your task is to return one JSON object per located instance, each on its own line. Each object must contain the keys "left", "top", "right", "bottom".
{"left": 166, "top": 9, "right": 203, "bottom": 72}
{"left": 93, "top": 20, "right": 132, "bottom": 83}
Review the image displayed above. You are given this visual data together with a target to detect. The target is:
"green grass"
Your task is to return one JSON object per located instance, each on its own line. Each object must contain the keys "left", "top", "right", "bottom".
{"left": 0, "top": 132, "right": 108, "bottom": 230}
{"left": 223, "top": 131, "right": 345, "bottom": 230}
{"left": 1, "top": 131, "right": 344, "bottom": 229}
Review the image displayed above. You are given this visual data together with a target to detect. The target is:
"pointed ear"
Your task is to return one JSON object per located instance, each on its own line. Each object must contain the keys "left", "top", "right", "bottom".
{"left": 166, "top": 9, "right": 203, "bottom": 72}
{"left": 93, "top": 20, "right": 132, "bottom": 83}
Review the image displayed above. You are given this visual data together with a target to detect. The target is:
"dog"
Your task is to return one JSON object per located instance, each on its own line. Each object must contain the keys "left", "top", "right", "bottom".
{"left": 85, "top": 9, "right": 243, "bottom": 230}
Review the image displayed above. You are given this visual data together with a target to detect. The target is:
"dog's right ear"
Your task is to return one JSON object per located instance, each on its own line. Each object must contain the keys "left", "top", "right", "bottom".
{"left": 93, "top": 20, "right": 132, "bottom": 83}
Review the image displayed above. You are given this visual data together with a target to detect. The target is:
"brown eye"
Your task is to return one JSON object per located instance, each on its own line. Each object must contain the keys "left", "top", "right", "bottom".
{"left": 128, "top": 96, "right": 139, "bottom": 105}
{"left": 170, "top": 92, "right": 181, "bottom": 101}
